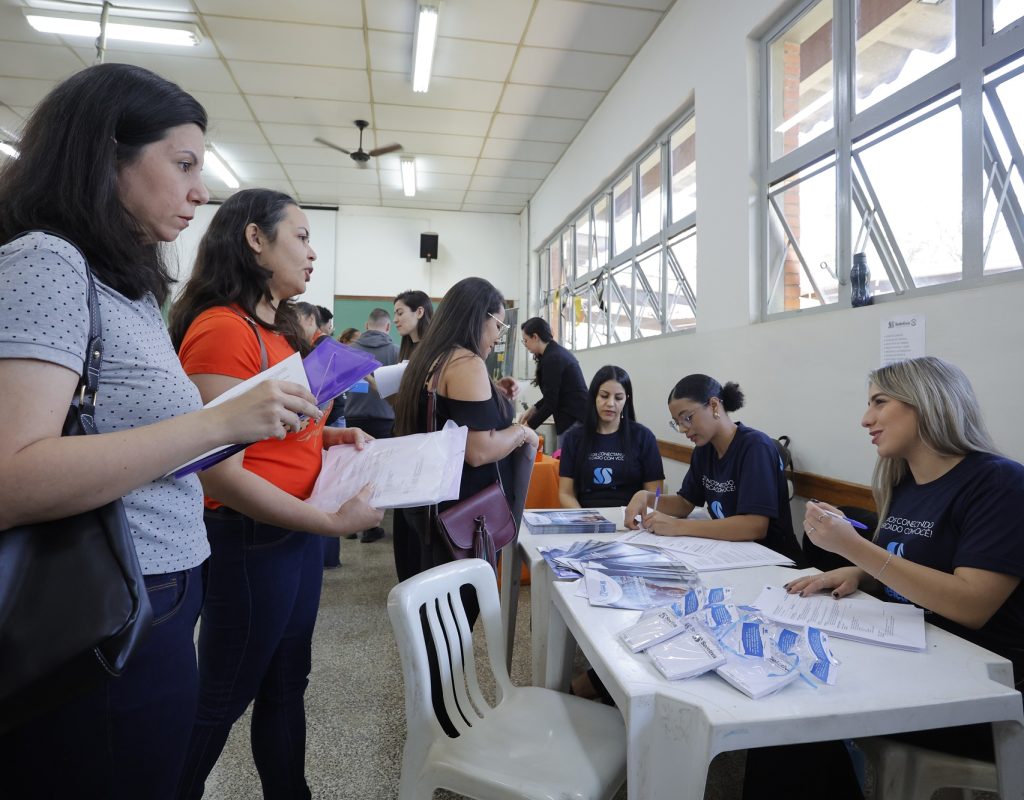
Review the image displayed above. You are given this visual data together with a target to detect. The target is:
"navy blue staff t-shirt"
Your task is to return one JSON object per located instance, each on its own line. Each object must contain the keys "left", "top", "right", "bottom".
{"left": 679, "top": 423, "right": 803, "bottom": 565}
{"left": 559, "top": 422, "right": 664, "bottom": 508}
{"left": 876, "top": 451, "right": 1024, "bottom": 683}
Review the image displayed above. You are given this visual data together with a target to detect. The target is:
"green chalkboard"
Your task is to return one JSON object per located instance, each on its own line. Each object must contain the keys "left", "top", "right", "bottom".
{"left": 332, "top": 297, "right": 400, "bottom": 345}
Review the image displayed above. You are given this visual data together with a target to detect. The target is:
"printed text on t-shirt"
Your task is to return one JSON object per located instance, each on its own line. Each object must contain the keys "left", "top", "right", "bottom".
{"left": 702, "top": 477, "right": 736, "bottom": 494}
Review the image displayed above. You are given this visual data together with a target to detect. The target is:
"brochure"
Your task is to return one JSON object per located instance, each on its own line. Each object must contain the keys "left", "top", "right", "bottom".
{"left": 583, "top": 566, "right": 700, "bottom": 610}
{"left": 620, "top": 531, "right": 796, "bottom": 571}
{"left": 524, "top": 509, "right": 617, "bottom": 534}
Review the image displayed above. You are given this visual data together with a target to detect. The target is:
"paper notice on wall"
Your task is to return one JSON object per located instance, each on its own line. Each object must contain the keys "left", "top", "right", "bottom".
{"left": 881, "top": 315, "right": 925, "bottom": 366}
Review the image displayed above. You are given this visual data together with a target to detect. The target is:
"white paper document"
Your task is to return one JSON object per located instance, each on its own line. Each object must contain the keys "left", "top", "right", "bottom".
{"left": 619, "top": 531, "right": 795, "bottom": 571}
{"left": 305, "top": 421, "right": 467, "bottom": 510}
{"left": 167, "top": 352, "right": 310, "bottom": 476}
{"left": 750, "top": 584, "right": 927, "bottom": 651}
{"left": 372, "top": 361, "right": 407, "bottom": 398}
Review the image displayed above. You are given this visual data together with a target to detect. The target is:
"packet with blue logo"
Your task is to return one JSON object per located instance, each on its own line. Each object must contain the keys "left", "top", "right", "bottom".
{"left": 715, "top": 616, "right": 801, "bottom": 698}
{"left": 646, "top": 619, "right": 727, "bottom": 680}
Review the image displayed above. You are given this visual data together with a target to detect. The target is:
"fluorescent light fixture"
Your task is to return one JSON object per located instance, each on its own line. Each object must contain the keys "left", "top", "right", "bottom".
{"left": 412, "top": 4, "right": 439, "bottom": 93}
{"left": 401, "top": 157, "right": 417, "bottom": 197}
{"left": 0, "top": 142, "right": 19, "bottom": 159}
{"left": 24, "top": 10, "right": 201, "bottom": 47}
{"left": 205, "top": 148, "right": 240, "bottom": 190}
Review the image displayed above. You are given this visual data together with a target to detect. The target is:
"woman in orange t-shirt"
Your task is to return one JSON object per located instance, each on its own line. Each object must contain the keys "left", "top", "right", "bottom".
{"left": 168, "top": 189, "right": 382, "bottom": 799}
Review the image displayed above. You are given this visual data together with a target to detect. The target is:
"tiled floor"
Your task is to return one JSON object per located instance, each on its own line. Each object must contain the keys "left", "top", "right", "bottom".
{"left": 198, "top": 518, "right": 743, "bottom": 799}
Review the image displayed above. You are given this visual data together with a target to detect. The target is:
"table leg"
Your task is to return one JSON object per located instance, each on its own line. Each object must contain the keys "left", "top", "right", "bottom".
{"left": 543, "top": 590, "right": 574, "bottom": 691}
{"left": 528, "top": 555, "right": 550, "bottom": 686}
{"left": 993, "top": 718, "right": 1024, "bottom": 800}
{"left": 624, "top": 693, "right": 712, "bottom": 800}
{"left": 500, "top": 544, "right": 520, "bottom": 673}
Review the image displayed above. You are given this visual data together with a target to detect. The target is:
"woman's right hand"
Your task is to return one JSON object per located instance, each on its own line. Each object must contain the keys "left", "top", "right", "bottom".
{"left": 784, "top": 566, "right": 866, "bottom": 599}
{"left": 212, "top": 380, "right": 322, "bottom": 444}
{"left": 327, "top": 482, "right": 383, "bottom": 537}
{"left": 521, "top": 425, "right": 540, "bottom": 451}
{"left": 518, "top": 408, "right": 533, "bottom": 425}
{"left": 624, "top": 489, "right": 650, "bottom": 530}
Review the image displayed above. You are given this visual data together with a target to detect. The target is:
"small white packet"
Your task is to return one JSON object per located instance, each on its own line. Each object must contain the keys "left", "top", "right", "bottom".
{"left": 699, "top": 602, "right": 741, "bottom": 629}
{"left": 647, "top": 620, "right": 726, "bottom": 680}
{"left": 715, "top": 620, "right": 800, "bottom": 699}
{"left": 774, "top": 624, "right": 840, "bottom": 685}
{"left": 620, "top": 603, "right": 688, "bottom": 653}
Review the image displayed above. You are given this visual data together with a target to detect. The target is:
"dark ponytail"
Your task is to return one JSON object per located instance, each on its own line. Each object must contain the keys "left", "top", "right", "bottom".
{"left": 668, "top": 374, "right": 745, "bottom": 413}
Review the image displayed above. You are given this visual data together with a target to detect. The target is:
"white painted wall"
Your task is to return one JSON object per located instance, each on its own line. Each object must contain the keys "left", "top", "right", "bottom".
{"left": 526, "top": 0, "right": 1024, "bottom": 486}
{"left": 168, "top": 202, "right": 337, "bottom": 311}
{"left": 334, "top": 206, "right": 521, "bottom": 300}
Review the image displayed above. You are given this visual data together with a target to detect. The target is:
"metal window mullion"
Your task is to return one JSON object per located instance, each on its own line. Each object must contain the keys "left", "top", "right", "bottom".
{"left": 768, "top": 194, "right": 827, "bottom": 305}
{"left": 838, "top": 0, "right": 857, "bottom": 304}
{"left": 666, "top": 243, "right": 697, "bottom": 314}
{"left": 852, "top": 151, "right": 915, "bottom": 290}
{"left": 985, "top": 89, "right": 1024, "bottom": 203}
{"left": 768, "top": 154, "right": 838, "bottom": 198}
{"left": 851, "top": 171, "right": 906, "bottom": 293}
{"left": 767, "top": 137, "right": 836, "bottom": 185}
{"left": 981, "top": 127, "right": 1024, "bottom": 266}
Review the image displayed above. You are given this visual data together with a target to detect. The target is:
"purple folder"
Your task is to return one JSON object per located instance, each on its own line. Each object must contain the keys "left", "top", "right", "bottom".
{"left": 172, "top": 339, "right": 381, "bottom": 479}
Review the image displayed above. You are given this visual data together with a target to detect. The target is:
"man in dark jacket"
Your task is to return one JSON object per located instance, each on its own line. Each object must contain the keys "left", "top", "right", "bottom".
{"left": 345, "top": 307, "right": 399, "bottom": 542}
{"left": 518, "top": 317, "right": 588, "bottom": 448}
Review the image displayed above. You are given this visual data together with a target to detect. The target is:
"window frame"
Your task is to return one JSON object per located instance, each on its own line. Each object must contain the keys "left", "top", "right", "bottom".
{"left": 760, "top": 0, "right": 1024, "bottom": 320}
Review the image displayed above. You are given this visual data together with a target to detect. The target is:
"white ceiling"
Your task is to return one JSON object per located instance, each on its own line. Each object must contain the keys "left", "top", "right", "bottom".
{"left": 0, "top": 0, "right": 675, "bottom": 213}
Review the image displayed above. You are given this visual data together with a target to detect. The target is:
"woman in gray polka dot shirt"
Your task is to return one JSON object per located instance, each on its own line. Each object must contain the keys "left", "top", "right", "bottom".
{"left": 0, "top": 65, "right": 323, "bottom": 799}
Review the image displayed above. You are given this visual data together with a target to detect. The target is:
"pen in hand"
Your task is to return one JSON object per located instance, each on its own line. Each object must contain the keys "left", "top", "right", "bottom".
{"left": 810, "top": 501, "right": 869, "bottom": 530}
{"left": 653, "top": 487, "right": 661, "bottom": 513}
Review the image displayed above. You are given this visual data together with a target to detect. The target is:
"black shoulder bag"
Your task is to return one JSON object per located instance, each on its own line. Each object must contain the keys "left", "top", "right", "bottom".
{"left": 0, "top": 257, "right": 153, "bottom": 733}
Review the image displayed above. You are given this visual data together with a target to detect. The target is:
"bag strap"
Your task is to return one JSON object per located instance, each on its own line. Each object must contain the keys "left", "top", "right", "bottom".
{"left": 227, "top": 308, "right": 269, "bottom": 372}
{"left": 73, "top": 263, "right": 103, "bottom": 436}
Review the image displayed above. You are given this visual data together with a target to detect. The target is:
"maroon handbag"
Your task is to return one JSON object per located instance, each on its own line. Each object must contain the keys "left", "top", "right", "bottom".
{"left": 426, "top": 357, "right": 516, "bottom": 569}
{"left": 437, "top": 481, "right": 516, "bottom": 567}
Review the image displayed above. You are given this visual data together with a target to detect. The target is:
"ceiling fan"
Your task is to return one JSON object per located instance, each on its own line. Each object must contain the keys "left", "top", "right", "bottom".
{"left": 314, "top": 120, "right": 402, "bottom": 168}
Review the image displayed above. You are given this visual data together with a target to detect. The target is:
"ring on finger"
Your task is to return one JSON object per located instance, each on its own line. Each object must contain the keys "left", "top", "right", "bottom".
{"left": 807, "top": 525, "right": 816, "bottom": 532}
{"left": 817, "top": 513, "right": 828, "bottom": 522}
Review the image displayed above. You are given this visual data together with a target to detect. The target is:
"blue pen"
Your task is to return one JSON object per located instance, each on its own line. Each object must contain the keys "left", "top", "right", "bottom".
{"left": 653, "top": 487, "right": 661, "bottom": 512}
{"left": 811, "top": 502, "right": 868, "bottom": 530}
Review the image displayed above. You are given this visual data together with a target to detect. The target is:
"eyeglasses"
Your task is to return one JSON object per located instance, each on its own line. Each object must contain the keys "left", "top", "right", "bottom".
{"left": 489, "top": 312, "right": 510, "bottom": 336}
{"left": 669, "top": 403, "right": 708, "bottom": 432}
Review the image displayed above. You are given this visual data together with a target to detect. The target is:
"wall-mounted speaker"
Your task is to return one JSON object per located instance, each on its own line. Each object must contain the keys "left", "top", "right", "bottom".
{"left": 420, "top": 232, "right": 439, "bottom": 263}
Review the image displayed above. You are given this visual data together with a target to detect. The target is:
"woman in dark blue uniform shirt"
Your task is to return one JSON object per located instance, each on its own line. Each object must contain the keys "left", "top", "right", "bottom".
{"left": 518, "top": 317, "right": 587, "bottom": 447}
{"left": 625, "top": 373, "right": 803, "bottom": 565}
{"left": 558, "top": 365, "right": 663, "bottom": 508}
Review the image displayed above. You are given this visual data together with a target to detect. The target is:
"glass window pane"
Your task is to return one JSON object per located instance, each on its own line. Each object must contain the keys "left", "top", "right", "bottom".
{"left": 593, "top": 195, "right": 610, "bottom": 268}
{"left": 548, "top": 239, "right": 563, "bottom": 297}
{"left": 609, "top": 264, "right": 633, "bottom": 343}
{"left": 635, "top": 246, "right": 662, "bottom": 338}
{"left": 769, "top": 0, "right": 834, "bottom": 161}
{"left": 982, "top": 65, "right": 1024, "bottom": 275}
{"left": 670, "top": 117, "right": 696, "bottom": 223}
{"left": 574, "top": 211, "right": 591, "bottom": 275}
{"left": 766, "top": 156, "right": 837, "bottom": 313}
{"left": 855, "top": 0, "right": 954, "bottom": 114}
{"left": 613, "top": 172, "right": 634, "bottom": 256}
{"left": 854, "top": 96, "right": 963, "bottom": 294}
{"left": 994, "top": 0, "right": 1024, "bottom": 33}
{"left": 667, "top": 228, "right": 697, "bottom": 331}
{"left": 571, "top": 277, "right": 608, "bottom": 350}
{"left": 561, "top": 229, "right": 573, "bottom": 283}
{"left": 638, "top": 149, "right": 662, "bottom": 244}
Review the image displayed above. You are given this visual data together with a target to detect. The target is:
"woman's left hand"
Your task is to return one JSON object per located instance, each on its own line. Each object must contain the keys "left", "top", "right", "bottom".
{"left": 495, "top": 376, "right": 520, "bottom": 400}
{"left": 322, "top": 426, "right": 374, "bottom": 450}
{"left": 803, "top": 501, "right": 862, "bottom": 557}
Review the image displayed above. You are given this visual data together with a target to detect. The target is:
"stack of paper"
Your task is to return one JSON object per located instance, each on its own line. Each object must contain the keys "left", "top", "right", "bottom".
{"left": 524, "top": 509, "right": 617, "bottom": 534}
{"left": 750, "top": 585, "right": 927, "bottom": 651}
{"left": 620, "top": 531, "right": 795, "bottom": 571}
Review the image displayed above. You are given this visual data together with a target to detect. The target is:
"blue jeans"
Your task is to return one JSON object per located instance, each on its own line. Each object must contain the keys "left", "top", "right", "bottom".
{"left": 0, "top": 567, "right": 203, "bottom": 800}
{"left": 177, "top": 510, "right": 324, "bottom": 800}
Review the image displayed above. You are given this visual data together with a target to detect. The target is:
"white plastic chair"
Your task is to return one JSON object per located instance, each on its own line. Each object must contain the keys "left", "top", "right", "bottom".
{"left": 856, "top": 736, "right": 998, "bottom": 800}
{"left": 387, "top": 558, "right": 627, "bottom": 800}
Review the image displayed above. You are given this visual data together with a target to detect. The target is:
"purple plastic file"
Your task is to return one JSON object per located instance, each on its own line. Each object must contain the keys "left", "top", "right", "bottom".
{"left": 172, "top": 339, "right": 381, "bottom": 478}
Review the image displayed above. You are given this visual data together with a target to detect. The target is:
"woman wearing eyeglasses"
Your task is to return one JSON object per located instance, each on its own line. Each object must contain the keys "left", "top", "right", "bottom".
{"left": 624, "top": 373, "right": 803, "bottom": 565}
{"left": 519, "top": 317, "right": 588, "bottom": 449}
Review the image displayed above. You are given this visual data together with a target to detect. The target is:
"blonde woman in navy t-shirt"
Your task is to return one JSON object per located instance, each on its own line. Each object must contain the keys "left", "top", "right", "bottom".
{"left": 625, "top": 373, "right": 804, "bottom": 565}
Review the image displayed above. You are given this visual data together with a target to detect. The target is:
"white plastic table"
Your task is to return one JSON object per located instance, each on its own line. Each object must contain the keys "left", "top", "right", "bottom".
{"left": 518, "top": 515, "right": 1024, "bottom": 800}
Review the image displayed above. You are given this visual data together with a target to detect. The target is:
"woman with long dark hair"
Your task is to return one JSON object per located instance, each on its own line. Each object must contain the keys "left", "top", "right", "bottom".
{"left": 394, "top": 277, "right": 537, "bottom": 574}
{"left": 626, "top": 373, "right": 803, "bottom": 565}
{"left": 558, "top": 365, "right": 664, "bottom": 508}
{"left": 393, "top": 288, "right": 433, "bottom": 361}
{"left": 169, "top": 189, "right": 382, "bottom": 799}
{"left": 519, "top": 316, "right": 588, "bottom": 447}
{"left": 0, "top": 65, "right": 318, "bottom": 798}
